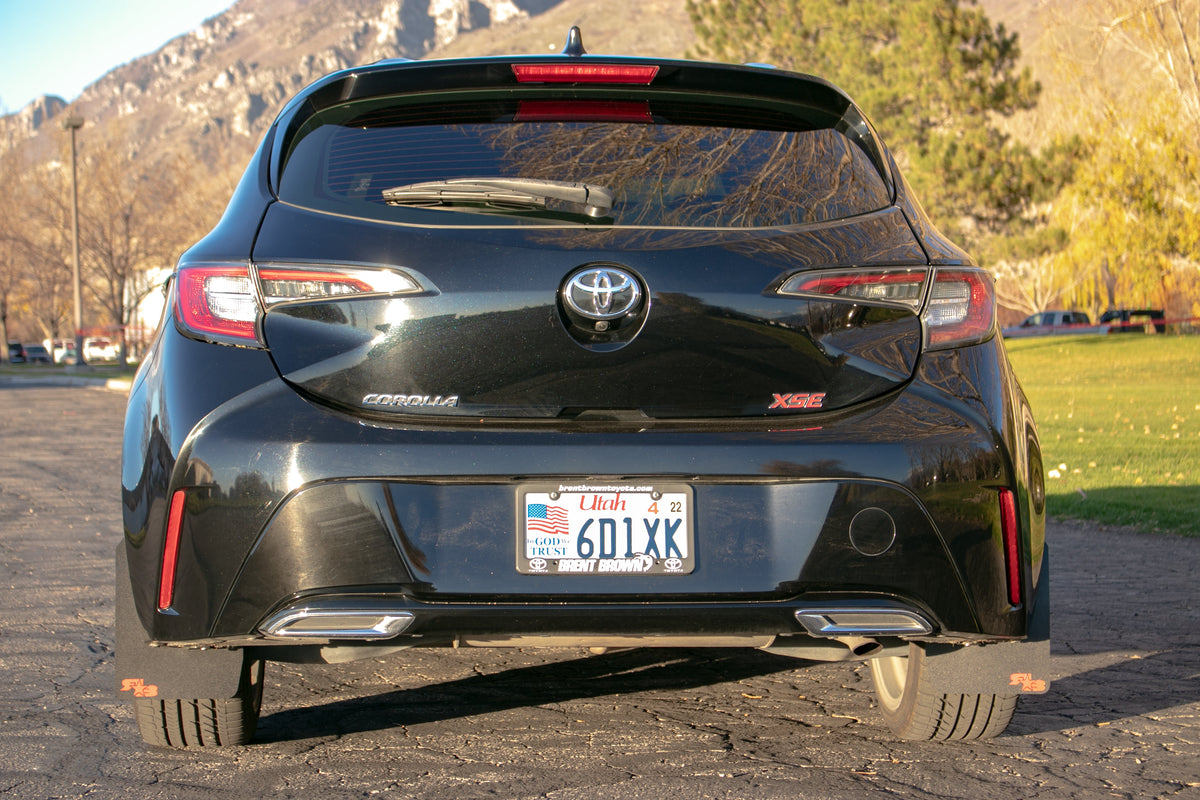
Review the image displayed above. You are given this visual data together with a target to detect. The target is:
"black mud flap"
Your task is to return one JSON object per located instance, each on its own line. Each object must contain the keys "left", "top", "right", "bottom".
{"left": 114, "top": 543, "right": 256, "bottom": 700}
{"left": 920, "top": 547, "right": 1051, "bottom": 696}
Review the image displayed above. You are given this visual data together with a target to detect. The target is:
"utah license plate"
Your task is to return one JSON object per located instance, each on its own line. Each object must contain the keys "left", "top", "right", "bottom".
{"left": 518, "top": 483, "right": 693, "bottom": 575}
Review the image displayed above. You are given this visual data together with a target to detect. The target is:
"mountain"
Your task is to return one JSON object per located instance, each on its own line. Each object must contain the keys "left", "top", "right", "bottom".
{"left": 0, "top": 94, "right": 67, "bottom": 151}
{"left": 0, "top": 0, "right": 1063, "bottom": 163}
{"left": 0, "top": 0, "right": 1083, "bottom": 226}
{"left": 0, "top": 0, "right": 575, "bottom": 167}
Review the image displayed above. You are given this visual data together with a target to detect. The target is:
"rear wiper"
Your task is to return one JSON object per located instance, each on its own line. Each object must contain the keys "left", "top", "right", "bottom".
{"left": 382, "top": 178, "right": 614, "bottom": 219}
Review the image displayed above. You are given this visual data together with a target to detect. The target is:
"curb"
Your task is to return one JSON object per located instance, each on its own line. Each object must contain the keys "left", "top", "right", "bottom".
{"left": 0, "top": 375, "right": 134, "bottom": 393}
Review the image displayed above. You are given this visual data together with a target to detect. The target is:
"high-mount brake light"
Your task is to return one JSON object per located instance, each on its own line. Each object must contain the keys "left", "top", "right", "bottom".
{"left": 512, "top": 63, "right": 659, "bottom": 84}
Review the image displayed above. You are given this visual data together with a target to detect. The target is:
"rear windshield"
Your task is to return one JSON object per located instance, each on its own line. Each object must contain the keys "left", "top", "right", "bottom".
{"left": 277, "top": 96, "right": 893, "bottom": 228}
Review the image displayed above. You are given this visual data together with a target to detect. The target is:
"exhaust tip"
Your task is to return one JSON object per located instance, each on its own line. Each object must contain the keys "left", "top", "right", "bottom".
{"left": 795, "top": 606, "right": 932, "bottom": 637}
{"left": 260, "top": 608, "right": 415, "bottom": 640}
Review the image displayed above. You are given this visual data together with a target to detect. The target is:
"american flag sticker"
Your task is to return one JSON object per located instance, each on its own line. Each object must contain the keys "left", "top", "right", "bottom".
{"left": 526, "top": 503, "right": 569, "bottom": 536}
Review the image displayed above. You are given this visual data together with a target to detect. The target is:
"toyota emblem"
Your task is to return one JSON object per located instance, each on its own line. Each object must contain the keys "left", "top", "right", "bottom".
{"left": 563, "top": 267, "right": 642, "bottom": 321}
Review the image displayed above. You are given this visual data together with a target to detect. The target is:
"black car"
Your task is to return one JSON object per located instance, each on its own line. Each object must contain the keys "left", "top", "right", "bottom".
{"left": 23, "top": 344, "right": 52, "bottom": 364}
{"left": 117, "top": 31, "right": 1049, "bottom": 748}
{"left": 1100, "top": 308, "right": 1167, "bottom": 334}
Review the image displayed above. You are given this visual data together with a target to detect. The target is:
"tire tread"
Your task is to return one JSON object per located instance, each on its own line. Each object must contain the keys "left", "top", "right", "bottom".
{"left": 131, "top": 660, "right": 263, "bottom": 748}
{"left": 871, "top": 647, "right": 1019, "bottom": 741}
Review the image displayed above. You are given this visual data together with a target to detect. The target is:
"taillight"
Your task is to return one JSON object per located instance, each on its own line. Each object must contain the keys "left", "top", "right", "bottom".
{"left": 925, "top": 269, "right": 995, "bottom": 349}
{"left": 778, "top": 268, "right": 927, "bottom": 309}
{"left": 176, "top": 264, "right": 259, "bottom": 343}
{"left": 258, "top": 267, "right": 392, "bottom": 302}
{"left": 776, "top": 266, "right": 995, "bottom": 349}
{"left": 512, "top": 63, "right": 659, "bottom": 84}
{"left": 174, "top": 262, "right": 422, "bottom": 346}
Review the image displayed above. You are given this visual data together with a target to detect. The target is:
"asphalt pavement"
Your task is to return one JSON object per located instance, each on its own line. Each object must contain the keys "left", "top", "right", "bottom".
{"left": 0, "top": 381, "right": 1197, "bottom": 799}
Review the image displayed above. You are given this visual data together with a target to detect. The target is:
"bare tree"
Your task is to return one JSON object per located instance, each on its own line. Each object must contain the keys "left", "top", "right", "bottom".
{"left": 1097, "top": 0, "right": 1200, "bottom": 128}
{"left": 76, "top": 136, "right": 179, "bottom": 365}
{"left": 18, "top": 149, "right": 79, "bottom": 353}
{"left": 993, "top": 255, "right": 1092, "bottom": 318}
{"left": 0, "top": 154, "right": 19, "bottom": 362}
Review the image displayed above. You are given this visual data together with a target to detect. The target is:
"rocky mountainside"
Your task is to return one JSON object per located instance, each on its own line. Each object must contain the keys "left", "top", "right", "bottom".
{"left": 0, "top": 0, "right": 566, "bottom": 166}
{"left": 1, "top": 0, "right": 1067, "bottom": 181}
{"left": 0, "top": 95, "right": 68, "bottom": 151}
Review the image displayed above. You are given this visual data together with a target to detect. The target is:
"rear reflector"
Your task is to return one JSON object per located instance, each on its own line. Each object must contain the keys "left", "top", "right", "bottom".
{"left": 512, "top": 63, "right": 659, "bottom": 84}
{"left": 999, "top": 488, "right": 1021, "bottom": 606}
{"left": 158, "top": 490, "right": 187, "bottom": 611}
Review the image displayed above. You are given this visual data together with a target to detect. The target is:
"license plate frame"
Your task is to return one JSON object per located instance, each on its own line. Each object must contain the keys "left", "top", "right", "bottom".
{"left": 517, "top": 482, "right": 694, "bottom": 576}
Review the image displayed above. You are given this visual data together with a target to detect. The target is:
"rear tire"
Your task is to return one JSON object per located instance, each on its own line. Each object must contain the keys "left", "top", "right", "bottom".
{"left": 134, "top": 656, "right": 264, "bottom": 748}
{"left": 869, "top": 643, "right": 1017, "bottom": 740}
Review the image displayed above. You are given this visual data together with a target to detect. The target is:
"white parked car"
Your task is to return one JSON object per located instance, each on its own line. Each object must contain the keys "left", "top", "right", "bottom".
{"left": 1001, "top": 310, "right": 1104, "bottom": 338}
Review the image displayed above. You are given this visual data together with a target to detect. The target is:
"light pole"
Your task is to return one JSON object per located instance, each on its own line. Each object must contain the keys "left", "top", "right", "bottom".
{"left": 63, "top": 115, "right": 86, "bottom": 367}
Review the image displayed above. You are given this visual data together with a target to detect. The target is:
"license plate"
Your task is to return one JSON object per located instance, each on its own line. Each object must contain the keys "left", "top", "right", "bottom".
{"left": 518, "top": 483, "right": 693, "bottom": 575}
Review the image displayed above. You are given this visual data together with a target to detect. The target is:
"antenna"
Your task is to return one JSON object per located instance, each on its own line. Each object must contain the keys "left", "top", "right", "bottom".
{"left": 561, "top": 26, "right": 587, "bottom": 57}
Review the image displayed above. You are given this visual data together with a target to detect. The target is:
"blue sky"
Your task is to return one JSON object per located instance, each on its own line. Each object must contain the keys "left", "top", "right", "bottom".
{"left": 0, "top": 0, "right": 237, "bottom": 113}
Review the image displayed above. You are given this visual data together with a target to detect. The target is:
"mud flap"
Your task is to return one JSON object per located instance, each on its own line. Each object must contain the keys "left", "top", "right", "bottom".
{"left": 919, "top": 547, "right": 1051, "bottom": 696}
{"left": 114, "top": 543, "right": 256, "bottom": 700}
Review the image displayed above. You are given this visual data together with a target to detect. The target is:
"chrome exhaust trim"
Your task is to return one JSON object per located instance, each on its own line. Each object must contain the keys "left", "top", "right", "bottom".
{"left": 259, "top": 608, "right": 415, "bottom": 640}
{"left": 794, "top": 606, "right": 933, "bottom": 637}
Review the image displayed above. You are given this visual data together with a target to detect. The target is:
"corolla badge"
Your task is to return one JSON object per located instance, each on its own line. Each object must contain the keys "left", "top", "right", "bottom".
{"left": 563, "top": 266, "right": 642, "bottom": 320}
{"left": 363, "top": 393, "right": 459, "bottom": 408}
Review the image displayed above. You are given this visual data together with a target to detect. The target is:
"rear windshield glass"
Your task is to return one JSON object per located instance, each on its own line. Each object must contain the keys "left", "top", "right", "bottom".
{"left": 277, "top": 97, "right": 893, "bottom": 228}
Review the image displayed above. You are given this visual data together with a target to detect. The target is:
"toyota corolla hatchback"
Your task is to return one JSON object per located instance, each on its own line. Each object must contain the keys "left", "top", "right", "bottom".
{"left": 117, "top": 31, "right": 1049, "bottom": 748}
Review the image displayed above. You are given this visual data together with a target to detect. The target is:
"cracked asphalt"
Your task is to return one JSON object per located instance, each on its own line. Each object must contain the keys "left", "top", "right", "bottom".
{"left": 1, "top": 383, "right": 1198, "bottom": 799}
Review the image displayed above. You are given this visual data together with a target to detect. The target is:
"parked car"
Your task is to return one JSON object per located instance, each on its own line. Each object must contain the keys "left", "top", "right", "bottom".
{"left": 117, "top": 30, "right": 1049, "bottom": 749}
{"left": 7, "top": 342, "right": 25, "bottom": 363}
{"left": 53, "top": 340, "right": 77, "bottom": 365}
{"left": 1001, "top": 310, "right": 1104, "bottom": 338}
{"left": 22, "top": 344, "right": 52, "bottom": 364}
{"left": 84, "top": 337, "right": 117, "bottom": 362}
{"left": 1099, "top": 308, "right": 1166, "bottom": 334}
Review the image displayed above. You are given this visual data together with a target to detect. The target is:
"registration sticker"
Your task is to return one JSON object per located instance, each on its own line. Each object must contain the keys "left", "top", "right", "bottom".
{"left": 518, "top": 483, "right": 693, "bottom": 575}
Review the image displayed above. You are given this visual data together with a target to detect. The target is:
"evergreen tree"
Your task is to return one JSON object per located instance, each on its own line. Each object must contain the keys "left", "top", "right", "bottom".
{"left": 687, "top": 0, "right": 1045, "bottom": 243}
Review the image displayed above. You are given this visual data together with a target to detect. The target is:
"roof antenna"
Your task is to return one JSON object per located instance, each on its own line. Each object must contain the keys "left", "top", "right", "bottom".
{"left": 562, "top": 26, "right": 587, "bottom": 57}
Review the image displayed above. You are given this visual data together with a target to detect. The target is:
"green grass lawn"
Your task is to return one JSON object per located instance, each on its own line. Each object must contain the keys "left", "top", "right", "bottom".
{"left": 1005, "top": 334, "right": 1200, "bottom": 537}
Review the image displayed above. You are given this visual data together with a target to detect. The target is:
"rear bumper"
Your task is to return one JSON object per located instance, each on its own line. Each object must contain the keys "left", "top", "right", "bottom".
{"left": 123, "top": 365, "right": 1035, "bottom": 646}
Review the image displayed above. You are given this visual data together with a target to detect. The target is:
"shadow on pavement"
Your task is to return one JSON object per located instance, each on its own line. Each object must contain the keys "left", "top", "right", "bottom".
{"left": 255, "top": 646, "right": 813, "bottom": 743}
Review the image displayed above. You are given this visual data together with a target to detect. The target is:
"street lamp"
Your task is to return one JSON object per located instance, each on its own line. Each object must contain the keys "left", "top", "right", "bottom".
{"left": 63, "top": 115, "right": 86, "bottom": 367}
